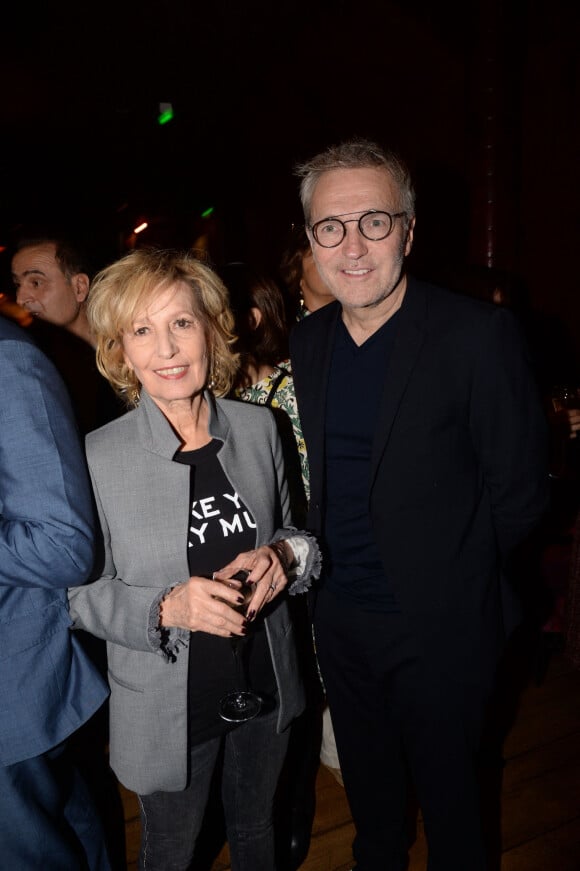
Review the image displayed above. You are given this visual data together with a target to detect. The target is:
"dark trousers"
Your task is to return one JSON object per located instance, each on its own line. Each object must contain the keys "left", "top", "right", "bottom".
{"left": 0, "top": 740, "right": 111, "bottom": 871}
{"left": 138, "top": 705, "right": 289, "bottom": 871}
{"left": 314, "top": 588, "right": 490, "bottom": 871}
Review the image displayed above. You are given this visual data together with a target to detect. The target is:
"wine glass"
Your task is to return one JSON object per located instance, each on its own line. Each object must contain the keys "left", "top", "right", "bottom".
{"left": 214, "top": 569, "right": 263, "bottom": 723}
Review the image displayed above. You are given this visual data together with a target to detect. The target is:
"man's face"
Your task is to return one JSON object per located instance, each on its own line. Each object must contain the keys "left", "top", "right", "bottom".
{"left": 307, "top": 167, "right": 415, "bottom": 316}
{"left": 12, "top": 243, "right": 88, "bottom": 327}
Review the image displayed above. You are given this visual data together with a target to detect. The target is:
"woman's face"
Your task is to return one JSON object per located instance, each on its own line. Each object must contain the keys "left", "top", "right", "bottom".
{"left": 300, "top": 249, "right": 335, "bottom": 313}
{"left": 122, "top": 281, "right": 209, "bottom": 411}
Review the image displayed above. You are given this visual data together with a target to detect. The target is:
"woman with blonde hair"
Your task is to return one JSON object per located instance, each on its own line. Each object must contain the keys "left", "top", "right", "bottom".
{"left": 68, "top": 248, "right": 320, "bottom": 871}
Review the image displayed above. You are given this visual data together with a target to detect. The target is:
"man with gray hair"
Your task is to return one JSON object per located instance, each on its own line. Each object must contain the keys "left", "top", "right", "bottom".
{"left": 290, "top": 138, "right": 548, "bottom": 870}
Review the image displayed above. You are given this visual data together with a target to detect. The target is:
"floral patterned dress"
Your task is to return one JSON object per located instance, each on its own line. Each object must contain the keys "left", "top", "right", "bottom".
{"left": 234, "top": 361, "right": 309, "bottom": 503}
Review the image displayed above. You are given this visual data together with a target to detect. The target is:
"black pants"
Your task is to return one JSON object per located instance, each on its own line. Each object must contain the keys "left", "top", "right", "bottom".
{"left": 137, "top": 705, "right": 289, "bottom": 871}
{"left": 313, "top": 588, "right": 490, "bottom": 871}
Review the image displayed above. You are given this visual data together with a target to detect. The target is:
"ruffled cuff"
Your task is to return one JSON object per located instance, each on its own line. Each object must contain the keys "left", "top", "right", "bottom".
{"left": 270, "top": 528, "right": 322, "bottom": 596}
{"left": 148, "top": 586, "right": 190, "bottom": 662}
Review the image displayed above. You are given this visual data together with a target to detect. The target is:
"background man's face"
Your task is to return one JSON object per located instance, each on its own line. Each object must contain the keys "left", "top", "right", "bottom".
{"left": 12, "top": 243, "right": 86, "bottom": 327}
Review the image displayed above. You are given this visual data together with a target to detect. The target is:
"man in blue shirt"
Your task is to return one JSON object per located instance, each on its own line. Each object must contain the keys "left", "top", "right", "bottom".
{"left": 0, "top": 314, "right": 110, "bottom": 869}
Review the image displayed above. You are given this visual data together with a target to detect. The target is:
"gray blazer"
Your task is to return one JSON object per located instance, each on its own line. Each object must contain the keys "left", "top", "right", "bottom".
{"left": 69, "top": 390, "right": 311, "bottom": 795}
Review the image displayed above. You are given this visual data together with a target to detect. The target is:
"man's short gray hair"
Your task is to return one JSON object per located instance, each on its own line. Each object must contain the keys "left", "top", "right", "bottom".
{"left": 295, "top": 137, "right": 415, "bottom": 225}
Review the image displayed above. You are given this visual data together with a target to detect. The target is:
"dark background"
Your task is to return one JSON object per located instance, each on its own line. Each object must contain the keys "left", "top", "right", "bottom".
{"left": 1, "top": 0, "right": 579, "bottom": 366}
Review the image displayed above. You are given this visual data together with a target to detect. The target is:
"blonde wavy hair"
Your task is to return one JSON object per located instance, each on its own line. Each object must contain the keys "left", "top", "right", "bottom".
{"left": 87, "top": 248, "right": 238, "bottom": 407}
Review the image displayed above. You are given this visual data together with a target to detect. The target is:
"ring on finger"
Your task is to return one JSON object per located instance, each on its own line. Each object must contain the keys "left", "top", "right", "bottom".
{"left": 269, "top": 582, "right": 277, "bottom": 593}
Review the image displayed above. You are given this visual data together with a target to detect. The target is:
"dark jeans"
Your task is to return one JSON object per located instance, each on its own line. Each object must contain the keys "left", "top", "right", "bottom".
{"left": 138, "top": 705, "right": 289, "bottom": 871}
{"left": 314, "top": 588, "right": 491, "bottom": 871}
{"left": 0, "top": 740, "right": 111, "bottom": 871}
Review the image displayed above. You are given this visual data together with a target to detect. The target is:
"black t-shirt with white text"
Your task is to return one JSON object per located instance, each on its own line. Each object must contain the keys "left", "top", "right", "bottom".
{"left": 174, "top": 439, "right": 276, "bottom": 745}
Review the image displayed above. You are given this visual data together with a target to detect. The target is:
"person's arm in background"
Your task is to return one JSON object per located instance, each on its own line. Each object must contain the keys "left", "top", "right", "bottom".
{"left": 469, "top": 306, "right": 550, "bottom": 557}
{"left": 562, "top": 408, "right": 580, "bottom": 438}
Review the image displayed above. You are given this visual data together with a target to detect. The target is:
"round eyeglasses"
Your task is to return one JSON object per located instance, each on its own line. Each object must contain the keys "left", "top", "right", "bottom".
{"left": 310, "top": 210, "right": 407, "bottom": 248}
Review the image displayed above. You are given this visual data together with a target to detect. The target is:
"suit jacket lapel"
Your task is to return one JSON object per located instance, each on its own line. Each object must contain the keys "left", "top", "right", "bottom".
{"left": 370, "top": 278, "right": 427, "bottom": 486}
{"left": 292, "top": 304, "right": 341, "bottom": 501}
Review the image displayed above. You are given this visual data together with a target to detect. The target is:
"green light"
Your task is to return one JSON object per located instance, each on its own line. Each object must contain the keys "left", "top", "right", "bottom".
{"left": 201, "top": 207, "right": 214, "bottom": 218}
{"left": 157, "top": 108, "right": 174, "bottom": 126}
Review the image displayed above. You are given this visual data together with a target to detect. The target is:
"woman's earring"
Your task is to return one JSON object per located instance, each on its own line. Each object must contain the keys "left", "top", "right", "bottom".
{"left": 130, "top": 386, "right": 141, "bottom": 406}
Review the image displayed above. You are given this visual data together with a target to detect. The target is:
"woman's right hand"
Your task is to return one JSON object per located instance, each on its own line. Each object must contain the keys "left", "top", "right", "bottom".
{"left": 159, "top": 575, "right": 248, "bottom": 637}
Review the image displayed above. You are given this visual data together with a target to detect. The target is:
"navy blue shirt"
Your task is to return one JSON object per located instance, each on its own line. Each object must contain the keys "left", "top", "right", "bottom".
{"left": 323, "top": 314, "right": 400, "bottom": 611}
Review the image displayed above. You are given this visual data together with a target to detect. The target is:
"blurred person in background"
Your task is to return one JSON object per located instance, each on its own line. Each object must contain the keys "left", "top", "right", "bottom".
{"left": 222, "top": 261, "right": 307, "bottom": 526}
{"left": 11, "top": 228, "right": 124, "bottom": 433}
{"left": 12, "top": 230, "right": 94, "bottom": 345}
{"left": 279, "top": 224, "right": 335, "bottom": 324}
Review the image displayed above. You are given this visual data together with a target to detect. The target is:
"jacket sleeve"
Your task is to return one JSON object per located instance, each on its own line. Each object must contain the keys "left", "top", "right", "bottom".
{"left": 0, "top": 337, "right": 94, "bottom": 589}
{"left": 267, "top": 407, "right": 322, "bottom": 594}
{"left": 67, "top": 468, "right": 186, "bottom": 654}
{"left": 469, "top": 306, "right": 550, "bottom": 557}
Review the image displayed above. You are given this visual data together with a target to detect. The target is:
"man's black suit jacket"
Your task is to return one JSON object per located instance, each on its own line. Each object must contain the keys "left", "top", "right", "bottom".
{"left": 290, "top": 277, "right": 549, "bottom": 682}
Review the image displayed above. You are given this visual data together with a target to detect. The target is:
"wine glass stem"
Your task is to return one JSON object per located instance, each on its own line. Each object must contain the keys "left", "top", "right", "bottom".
{"left": 231, "top": 638, "right": 248, "bottom": 692}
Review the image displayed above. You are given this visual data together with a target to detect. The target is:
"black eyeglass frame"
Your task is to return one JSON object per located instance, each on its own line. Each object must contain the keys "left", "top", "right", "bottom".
{"left": 309, "top": 210, "right": 408, "bottom": 248}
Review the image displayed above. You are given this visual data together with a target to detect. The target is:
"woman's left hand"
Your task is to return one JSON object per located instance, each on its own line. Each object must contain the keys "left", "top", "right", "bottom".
{"left": 213, "top": 542, "right": 291, "bottom": 621}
